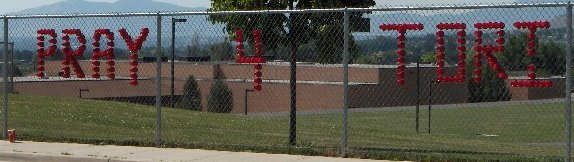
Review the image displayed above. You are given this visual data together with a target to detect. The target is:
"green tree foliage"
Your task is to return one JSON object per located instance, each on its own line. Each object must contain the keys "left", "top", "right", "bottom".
{"left": 499, "top": 33, "right": 565, "bottom": 75}
{"left": 315, "top": 25, "right": 361, "bottom": 64}
{"left": 420, "top": 52, "right": 437, "bottom": 64}
{"left": 356, "top": 36, "right": 397, "bottom": 56}
{"left": 467, "top": 58, "right": 511, "bottom": 103}
{"left": 177, "top": 75, "right": 202, "bottom": 111}
{"left": 0, "top": 64, "right": 23, "bottom": 77}
{"left": 466, "top": 32, "right": 567, "bottom": 103}
{"left": 534, "top": 41, "right": 566, "bottom": 76}
{"left": 354, "top": 53, "right": 379, "bottom": 65}
{"left": 12, "top": 64, "right": 22, "bottom": 77}
{"left": 499, "top": 34, "right": 529, "bottom": 71}
{"left": 208, "top": 41, "right": 234, "bottom": 61}
{"left": 355, "top": 34, "right": 441, "bottom": 65}
{"left": 114, "top": 48, "right": 130, "bottom": 60}
{"left": 141, "top": 47, "right": 167, "bottom": 58}
{"left": 187, "top": 45, "right": 203, "bottom": 57}
{"left": 45, "top": 49, "right": 65, "bottom": 61}
{"left": 207, "top": 79, "right": 233, "bottom": 113}
{"left": 188, "top": 31, "right": 203, "bottom": 57}
{"left": 295, "top": 42, "right": 316, "bottom": 62}
{"left": 354, "top": 51, "right": 396, "bottom": 65}
{"left": 15, "top": 50, "right": 35, "bottom": 61}
{"left": 275, "top": 42, "right": 317, "bottom": 62}
{"left": 208, "top": 0, "right": 376, "bottom": 63}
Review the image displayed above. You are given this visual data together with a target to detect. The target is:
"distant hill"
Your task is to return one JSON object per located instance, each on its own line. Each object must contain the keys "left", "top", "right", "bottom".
{"left": 12, "top": 0, "right": 207, "bottom": 15}
{"left": 366, "top": 5, "right": 564, "bottom": 35}
{"left": 515, "top": 0, "right": 568, "bottom": 3}
{"left": 5, "top": 0, "right": 222, "bottom": 52}
{"left": 4, "top": 0, "right": 568, "bottom": 52}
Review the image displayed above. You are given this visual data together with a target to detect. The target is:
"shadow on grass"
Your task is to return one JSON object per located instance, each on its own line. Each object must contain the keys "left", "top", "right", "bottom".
{"left": 350, "top": 147, "right": 563, "bottom": 161}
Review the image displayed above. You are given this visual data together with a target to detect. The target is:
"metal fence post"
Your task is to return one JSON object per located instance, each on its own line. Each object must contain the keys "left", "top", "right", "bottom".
{"left": 341, "top": 8, "right": 350, "bottom": 158}
{"left": 428, "top": 81, "right": 434, "bottom": 134}
{"left": 8, "top": 42, "right": 13, "bottom": 93}
{"left": 155, "top": 13, "right": 163, "bottom": 147}
{"left": 565, "top": 2, "right": 573, "bottom": 162}
{"left": 416, "top": 61, "right": 420, "bottom": 133}
{"left": 2, "top": 16, "right": 8, "bottom": 139}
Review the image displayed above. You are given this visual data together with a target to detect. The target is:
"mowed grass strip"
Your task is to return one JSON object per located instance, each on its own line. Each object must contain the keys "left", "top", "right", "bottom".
{"left": 0, "top": 94, "right": 569, "bottom": 161}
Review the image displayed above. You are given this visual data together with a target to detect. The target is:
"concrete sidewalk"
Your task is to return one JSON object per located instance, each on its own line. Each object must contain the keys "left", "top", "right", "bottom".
{"left": 0, "top": 141, "right": 395, "bottom": 162}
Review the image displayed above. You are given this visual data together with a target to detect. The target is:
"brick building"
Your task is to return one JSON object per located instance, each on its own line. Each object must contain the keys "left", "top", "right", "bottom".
{"left": 11, "top": 61, "right": 561, "bottom": 113}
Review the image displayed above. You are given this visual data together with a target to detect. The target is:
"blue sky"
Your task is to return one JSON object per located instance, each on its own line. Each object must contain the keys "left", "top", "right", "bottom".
{"left": 0, "top": 0, "right": 514, "bottom": 14}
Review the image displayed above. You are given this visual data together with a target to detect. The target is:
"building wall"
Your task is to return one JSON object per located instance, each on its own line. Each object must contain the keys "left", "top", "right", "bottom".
{"left": 13, "top": 79, "right": 343, "bottom": 113}
{"left": 42, "top": 61, "right": 380, "bottom": 83}
{"left": 506, "top": 78, "right": 566, "bottom": 101}
{"left": 24, "top": 61, "right": 473, "bottom": 113}
{"left": 349, "top": 67, "right": 469, "bottom": 108}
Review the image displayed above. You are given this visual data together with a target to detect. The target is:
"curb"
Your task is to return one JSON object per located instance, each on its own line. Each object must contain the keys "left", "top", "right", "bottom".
{"left": 0, "top": 152, "right": 135, "bottom": 162}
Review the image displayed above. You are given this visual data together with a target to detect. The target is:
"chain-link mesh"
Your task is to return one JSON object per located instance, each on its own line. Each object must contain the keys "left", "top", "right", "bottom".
{"left": 7, "top": 15, "right": 161, "bottom": 145}
{"left": 349, "top": 5, "right": 568, "bottom": 160}
{"left": 1, "top": 2, "right": 573, "bottom": 161}
{"left": 161, "top": 11, "right": 346, "bottom": 153}
{"left": 1, "top": 17, "right": 7, "bottom": 140}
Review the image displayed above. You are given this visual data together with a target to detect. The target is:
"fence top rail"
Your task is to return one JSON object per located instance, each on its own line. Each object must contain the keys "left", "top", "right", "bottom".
{"left": 1, "top": 2, "right": 571, "bottom": 19}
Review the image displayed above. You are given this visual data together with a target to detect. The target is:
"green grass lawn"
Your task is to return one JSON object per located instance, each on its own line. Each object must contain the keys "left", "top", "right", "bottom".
{"left": 1, "top": 94, "right": 570, "bottom": 161}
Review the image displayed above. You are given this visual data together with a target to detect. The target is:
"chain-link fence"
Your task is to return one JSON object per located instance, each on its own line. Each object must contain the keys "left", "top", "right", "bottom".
{"left": 350, "top": 4, "right": 571, "bottom": 161}
{"left": 1, "top": 2, "right": 573, "bottom": 161}
{"left": 1, "top": 17, "right": 8, "bottom": 143}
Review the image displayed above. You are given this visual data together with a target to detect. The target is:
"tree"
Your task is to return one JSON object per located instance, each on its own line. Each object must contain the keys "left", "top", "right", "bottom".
{"left": 188, "top": 31, "right": 203, "bottom": 57}
{"left": 15, "top": 50, "right": 34, "bottom": 61}
{"left": 315, "top": 25, "right": 361, "bottom": 64}
{"left": 356, "top": 36, "right": 397, "bottom": 57}
{"left": 294, "top": 41, "right": 316, "bottom": 62}
{"left": 177, "top": 75, "right": 202, "bottom": 111}
{"left": 0, "top": 64, "right": 22, "bottom": 77}
{"left": 11, "top": 64, "right": 22, "bottom": 77}
{"left": 208, "top": 0, "right": 376, "bottom": 62}
{"left": 209, "top": 0, "right": 375, "bottom": 145}
{"left": 534, "top": 41, "right": 565, "bottom": 76}
{"left": 354, "top": 53, "right": 379, "bottom": 65}
{"left": 420, "top": 52, "right": 437, "bottom": 64}
{"left": 207, "top": 79, "right": 233, "bottom": 113}
{"left": 499, "top": 34, "right": 529, "bottom": 71}
{"left": 208, "top": 41, "right": 233, "bottom": 61}
{"left": 142, "top": 47, "right": 167, "bottom": 58}
{"left": 499, "top": 33, "right": 566, "bottom": 76}
{"left": 44, "top": 49, "right": 65, "bottom": 61}
{"left": 114, "top": 48, "right": 130, "bottom": 60}
{"left": 275, "top": 42, "right": 317, "bottom": 62}
{"left": 354, "top": 51, "right": 396, "bottom": 65}
{"left": 410, "top": 34, "right": 438, "bottom": 57}
{"left": 467, "top": 53, "right": 511, "bottom": 103}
